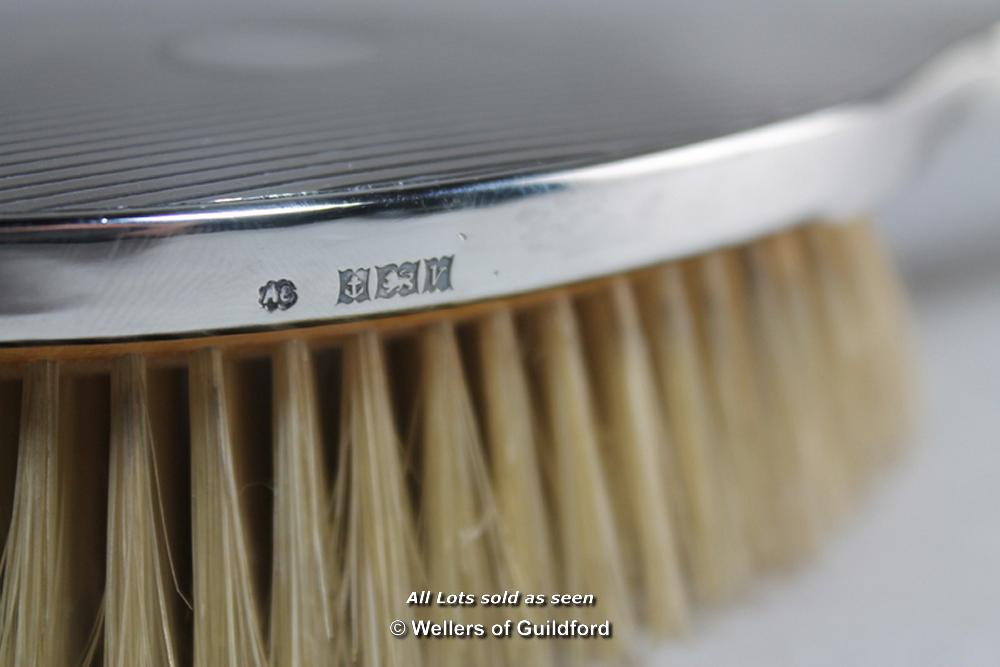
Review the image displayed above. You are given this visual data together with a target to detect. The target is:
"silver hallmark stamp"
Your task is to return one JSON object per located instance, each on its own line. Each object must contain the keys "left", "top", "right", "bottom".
{"left": 376, "top": 261, "right": 419, "bottom": 299}
{"left": 338, "top": 268, "right": 371, "bottom": 304}
{"left": 334, "top": 256, "right": 454, "bottom": 306}
{"left": 423, "top": 256, "right": 453, "bottom": 293}
{"left": 258, "top": 279, "right": 298, "bottom": 312}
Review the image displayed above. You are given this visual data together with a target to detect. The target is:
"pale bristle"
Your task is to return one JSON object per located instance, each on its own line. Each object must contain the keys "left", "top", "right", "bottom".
{"left": 472, "top": 310, "right": 556, "bottom": 667}
{"left": 270, "top": 340, "right": 336, "bottom": 665}
{"left": 334, "top": 332, "right": 422, "bottom": 667}
{"left": 524, "top": 296, "right": 635, "bottom": 659}
{"left": 414, "top": 322, "right": 509, "bottom": 667}
{"left": 687, "top": 250, "right": 796, "bottom": 566}
{"left": 106, "top": 355, "right": 184, "bottom": 666}
{"left": 0, "top": 363, "right": 69, "bottom": 665}
{"left": 188, "top": 349, "right": 268, "bottom": 667}
{"left": 769, "top": 233, "right": 854, "bottom": 526}
{"left": 801, "top": 225, "right": 873, "bottom": 491}
{"left": 742, "top": 232, "right": 856, "bottom": 556}
{"left": 830, "top": 222, "right": 914, "bottom": 461}
{"left": 0, "top": 220, "right": 913, "bottom": 665}
{"left": 636, "top": 262, "right": 755, "bottom": 600}
{"left": 577, "top": 279, "right": 690, "bottom": 632}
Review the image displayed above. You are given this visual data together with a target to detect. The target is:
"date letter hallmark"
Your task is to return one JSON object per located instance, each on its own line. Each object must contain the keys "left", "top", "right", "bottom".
{"left": 337, "top": 256, "right": 453, "bottom": 306}
{"left": 258, "top": 279, "right": 298, "bottom": 312}
{"left": 423, "top": 256, "right": 453, "bottom": 293}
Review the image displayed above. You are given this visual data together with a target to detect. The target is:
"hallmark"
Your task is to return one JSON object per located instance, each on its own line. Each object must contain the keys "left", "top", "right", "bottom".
{"left": 376, "top": 261, "right": 419, "bottom": 299}
{"left": 338, "top": 256, "right": 453, "bottom": 305}
{"left": 423, "top": 256, "right": 453, "bottom": 293}
{"left": 338, "top": 268, "right": 371, "bottom": 304}
{"left": 258, "top": 279, "right": 298, "bottom": 312}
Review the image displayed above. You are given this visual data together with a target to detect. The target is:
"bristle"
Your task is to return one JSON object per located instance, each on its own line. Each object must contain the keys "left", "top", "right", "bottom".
{"left": 743, "top": 232, "right": 852, "bottom": 560}
{"left": 188, "top": 349, "right": 268, "bottom": 667}
{"left": 577, "top": 280, "right": 690, "bottom": 632}
{"left": 740, "top": 240, "right": 831, "bottom": 558}
{"left": 334, "top": 332, "right": 422, "bottom": 667}
{"left": 800, "top": 225, "right": 872, "bottom": 495}
{"left": 767, "top": 232, "right": 853, "bottom": 526}
{"left": 635, "top": 264, "right": 753, "bottom": 600}
{"left": 474, "top": 311, "right": 555, "bottom": 589}
{"left": 0, "top": 220, "right": 914, "bottom": 665}
{"left": 270, "top": 340, "right": 336, "bottom": 665}
{"left": 802, "top": 222, "right": 912, "bottom": 483}
{"left": 0, "top": 362, "right": 72, "bottom": 665}
{"left": 106, "top": 355, "right": 183, "bottom": 666}
{"left": 473, "top": 310, "right": 557, "bottom": 666}
{"left": 687, "top": 251, "right": 792, "bottom": 566}
{"left": 524, "top": 296, "right": 635, "bottom": 658}
{"left": 414, "top": 322, "right": 508, "bottom": 667}
{"left": 835, "top": 222, "right": 914, "bottom": 459}
{"left": 476, "top": 310, "right": 556, "bottom": 665}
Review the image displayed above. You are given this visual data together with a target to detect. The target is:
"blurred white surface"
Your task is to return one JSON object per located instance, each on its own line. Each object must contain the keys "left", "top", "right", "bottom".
{"left": 648, "top": 91, "right": 1000, "bottom": 666}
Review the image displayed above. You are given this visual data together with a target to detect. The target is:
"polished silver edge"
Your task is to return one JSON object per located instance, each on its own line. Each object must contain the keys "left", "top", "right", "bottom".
{"left": 1, "top": 24, "right": 998, "bottom": 344}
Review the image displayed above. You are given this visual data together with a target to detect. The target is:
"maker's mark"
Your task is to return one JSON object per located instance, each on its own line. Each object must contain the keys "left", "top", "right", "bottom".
{"left": 258, "top": 278, "right": 298, "bottom": 312}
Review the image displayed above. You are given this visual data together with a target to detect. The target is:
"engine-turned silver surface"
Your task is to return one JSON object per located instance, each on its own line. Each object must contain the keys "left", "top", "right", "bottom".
{"left": 0, "top": 0, "right": 998, "bottom": 342}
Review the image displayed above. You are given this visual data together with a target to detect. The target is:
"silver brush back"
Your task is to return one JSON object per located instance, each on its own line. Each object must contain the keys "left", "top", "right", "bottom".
{"left": 0, "top": 0, "right": 998, "bottom": 343}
